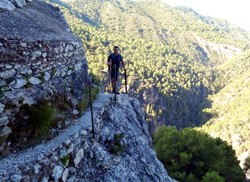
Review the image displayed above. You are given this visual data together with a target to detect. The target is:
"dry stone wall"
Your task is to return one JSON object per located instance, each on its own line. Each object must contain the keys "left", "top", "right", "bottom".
{"left": 0, "top": 0, "right": 89, "bottom": 156}
{"left": 0, "top": 37, "right": 89, "bottom": 153}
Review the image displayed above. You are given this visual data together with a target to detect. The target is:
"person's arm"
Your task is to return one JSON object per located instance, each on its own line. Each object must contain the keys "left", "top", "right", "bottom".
{"left": 121, "top": 58, "right": 126, "bottom": 71}
{"left": 107, "top": 55, "right": 112, "bottom": 65}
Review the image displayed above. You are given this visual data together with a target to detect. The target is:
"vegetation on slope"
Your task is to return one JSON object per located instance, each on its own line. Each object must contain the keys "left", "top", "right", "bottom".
{"left": 153, "top": 126, "right": 245, "bottom": 182}
{"left": 200, "top": 50, "right": 250, "bottom": 158}
{"left": 47, "top": 0, "right": 250, "bottom": 131}
{"left": 45, "top": 0, "right": 250, "bottom": 177}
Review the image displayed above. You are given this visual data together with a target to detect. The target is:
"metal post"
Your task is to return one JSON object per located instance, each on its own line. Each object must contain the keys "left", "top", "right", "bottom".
{"left": 109, "top": 59, "right": 112, "bottom": 92}
{"left": 125, "top": 70, "right": 128, "bottom": 94}
{"left": 88, "top": 82, "right": 95, "bottom": 139}
{"left": 119, "top": 47, "right": 127, "bottom": 94}
{"left": 114, "top": 64, "right": 117, "bottom": 102}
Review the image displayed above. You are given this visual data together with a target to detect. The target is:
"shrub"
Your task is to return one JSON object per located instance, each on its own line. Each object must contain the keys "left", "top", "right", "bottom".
{"left": 153, "top": 126, "right": 245, "bottom": 182}
{"left": 108, "top": 133, "right": 125, "bottom": 156}
{"left": 6, "top": 100, "right": 54, "bottom": 154}
{"left": 201, "top": 171, "right": 225, "bottom": 182}
{"left": 29, "top": 100, "right": 54, "bottom": 136}
{"left": 61, "top": 155, "right": 70, "bottom": 166}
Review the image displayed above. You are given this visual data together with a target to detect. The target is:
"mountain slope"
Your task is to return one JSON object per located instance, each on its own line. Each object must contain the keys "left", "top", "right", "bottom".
{"left": 200, "top": 50, "right": 250, "bottom": 175}
{"left": 202, "top": 73, "right": 250, "bottom": 155}
{"left": 175, "top": 6, "right": 250, "bottom": 50}
{"left": 46, "top": 0, "right": 250, "bottom": 131}
{"left": 44, "top": 0, "right": 250, "bottom": 177}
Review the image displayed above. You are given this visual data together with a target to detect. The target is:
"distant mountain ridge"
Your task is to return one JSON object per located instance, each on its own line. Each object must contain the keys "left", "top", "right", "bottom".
{"left": 175, "top": 6, "right": 250, "bottom": 49}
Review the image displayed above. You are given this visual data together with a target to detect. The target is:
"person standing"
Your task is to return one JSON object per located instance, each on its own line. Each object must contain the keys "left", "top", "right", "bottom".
{"left": 107, "top": 46, "right": 126, "bottom": 94}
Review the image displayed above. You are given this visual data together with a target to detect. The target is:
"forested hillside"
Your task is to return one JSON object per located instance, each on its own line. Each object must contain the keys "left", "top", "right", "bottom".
{"left": 45, "top": 0, "right": 250, "bottom": 178}
{"left": 153, "top": 126, "right": 246, "bottom": 181}
{"left": 47, "top": 0, "right": 250, "bottom": 132}
{"left": 200, "top": 50, "right": 250, "bottom": 161}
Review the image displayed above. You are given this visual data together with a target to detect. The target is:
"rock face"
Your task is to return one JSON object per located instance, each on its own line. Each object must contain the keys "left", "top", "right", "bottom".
{"left": 0, "top": 0, "right": 88, "bottom": 155}
{"left": 0, "top": 0, "right": 16, "bottom": 11}
{"left": 0, "top": 94, "right": 175, "bottom": 181}
{"left": 239, "top": 151, "right": 250, "bottom": 179}
{"left": 0, "top": 0, "right": 36, "bottom": 11}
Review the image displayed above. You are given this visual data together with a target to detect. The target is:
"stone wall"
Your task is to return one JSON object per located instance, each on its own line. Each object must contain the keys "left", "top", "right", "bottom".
{"left": 0, "top": 0, "right": 89, "bottom": 156}
{"left": 0, "top": 37, "right": 88, "bottom": 151}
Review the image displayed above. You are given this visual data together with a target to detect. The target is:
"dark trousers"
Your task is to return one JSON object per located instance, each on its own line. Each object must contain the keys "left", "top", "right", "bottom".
{"left": 109, "top": 68, "right": 119, "bottom": 81}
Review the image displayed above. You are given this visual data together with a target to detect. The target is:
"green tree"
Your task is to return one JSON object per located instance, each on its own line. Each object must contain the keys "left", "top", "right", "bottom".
{"left": 153, "top": 126, "right": 245, "bottom": 182}
{"left": 201, "top": 171, "right": 225, "bottom": 182}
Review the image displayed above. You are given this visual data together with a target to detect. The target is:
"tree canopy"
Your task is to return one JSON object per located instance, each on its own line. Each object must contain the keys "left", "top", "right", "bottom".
{"left": 153, "top": 126, "right": 245, "bottom": 182}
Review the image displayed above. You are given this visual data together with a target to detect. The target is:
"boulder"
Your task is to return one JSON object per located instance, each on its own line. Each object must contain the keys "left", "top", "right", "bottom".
{"left": 13, "top": 0, "right": 26, "bottom": 8}
{"left": 52, "top": 165, "right": 64, "bottom": 182}
{"left": 0, "top": 0, "right": 15, "bottom": 11}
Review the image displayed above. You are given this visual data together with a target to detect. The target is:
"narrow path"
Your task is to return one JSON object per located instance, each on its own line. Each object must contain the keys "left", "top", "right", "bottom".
{"left": 0, "top": 93, "right": 113, "bottom": 175}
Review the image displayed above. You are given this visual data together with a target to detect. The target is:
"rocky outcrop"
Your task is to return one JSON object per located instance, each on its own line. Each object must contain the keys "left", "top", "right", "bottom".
{"left": 0, "top": 0, "right": 16, "bottom": 11}
{"left": 0, "top": 94, "right": 175, "bottom": 182}
{"left": 0, "top": 0, "right": 88, "bottom": 155}
{"left": 194, "top": 35, "right": 242, "bottom": 64}
{"left": 0, "top": 0, "right": 31, "bottom": 11}
{"left": 239, "top": 151, "right": 250, "bottom": 179}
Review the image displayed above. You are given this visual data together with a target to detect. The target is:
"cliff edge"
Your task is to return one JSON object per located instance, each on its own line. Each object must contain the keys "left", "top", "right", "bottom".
{"left": 0, "top": 94, "right": 175, "bottom": 181}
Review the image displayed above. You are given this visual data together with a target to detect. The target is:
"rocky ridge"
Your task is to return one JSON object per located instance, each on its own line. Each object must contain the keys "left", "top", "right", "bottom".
{"left": 0, "top": 94, "right": 175, "bottom": 182}
{"left": 194, "top": 35, "right": 242, "bottom": 64}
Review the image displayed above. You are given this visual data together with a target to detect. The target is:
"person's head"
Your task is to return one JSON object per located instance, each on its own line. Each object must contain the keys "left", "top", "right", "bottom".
{"left": 113, "top": 46, "right": 119, "bottom": 55}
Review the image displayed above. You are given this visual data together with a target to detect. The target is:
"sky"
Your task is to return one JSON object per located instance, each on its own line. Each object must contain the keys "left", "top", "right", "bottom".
{"left": 162, "top": 0, "right": 250, "bottom": 31}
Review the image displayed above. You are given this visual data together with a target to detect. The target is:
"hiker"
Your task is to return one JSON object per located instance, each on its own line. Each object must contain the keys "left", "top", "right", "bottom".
{"left": 107, "top": 46, "right": 126, "bottom": 94}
